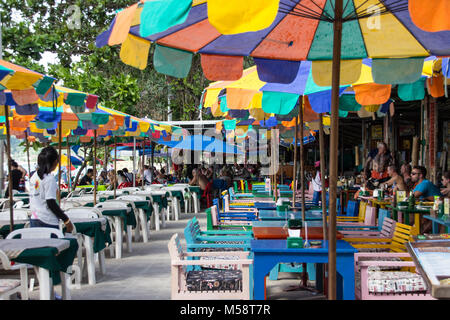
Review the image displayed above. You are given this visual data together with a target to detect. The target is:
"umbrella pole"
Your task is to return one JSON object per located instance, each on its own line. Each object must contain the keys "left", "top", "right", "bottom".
{"left": 292, "top": 116, "right": 299, "bottom": 206}
{"left": 328, "top": 0, "right": 343, "bottom": 301}
{"left": 57, "top": 121, "right": 62, "bottom": 203}
{"left": 4, "top": 105, "right": 13, "bottom": 233}
{"left": 93, "top": 130, "right": 97, "bottom": 206}
{"left": 114, "top": 136, "right": 117, "bottom": 199}
{"left": 142, "top": 139, "right": 145, "bottom": 190}
{"left": 319, "top": 114, "right": 328, "bottom": 241}
{"left": 68, "top": 141, "right": 72, "bottom": 191}
{"left": 133, "top": 137, "right": 136, "bottom": 187}
{"left": 25, "top": 131, "right": 31, "bottom": 182}
{"left": 299, "top": 97, "right": 305, "bottom": 223}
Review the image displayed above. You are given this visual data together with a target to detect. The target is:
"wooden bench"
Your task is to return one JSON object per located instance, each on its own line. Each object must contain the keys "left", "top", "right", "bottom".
{"left": 168, "top": 234, "right": 252, "bottom": 300}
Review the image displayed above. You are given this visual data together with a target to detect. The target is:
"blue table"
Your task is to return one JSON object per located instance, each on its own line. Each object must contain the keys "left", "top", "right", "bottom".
{"left": 252, "top": 220, "right": 323, "bottom": 228}
{"left": 423, "top": 215, "right": 450, "bottom": 234}
{"left": 250, "top": 239, "right": 357, "bottom": 300}
{"left": 258, "top": 209, "right": 323, "bottom": 221}
{"left": 254, "top": 202, "right": 316, "bottom": 210}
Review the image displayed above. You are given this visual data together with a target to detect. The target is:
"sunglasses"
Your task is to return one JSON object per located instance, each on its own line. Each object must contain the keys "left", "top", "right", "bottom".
{"left": 411, "top": 172, "right": 419, "bottom": 176}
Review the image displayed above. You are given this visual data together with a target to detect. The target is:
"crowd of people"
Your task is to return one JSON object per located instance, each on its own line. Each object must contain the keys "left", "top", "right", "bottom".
{"left": 360, "top": 142, "right": 447, "bottom": 201}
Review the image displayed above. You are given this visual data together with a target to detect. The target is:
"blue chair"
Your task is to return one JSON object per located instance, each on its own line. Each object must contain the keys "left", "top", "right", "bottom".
{"left": 346, "top": 200, "right": 360, "bottom": 217}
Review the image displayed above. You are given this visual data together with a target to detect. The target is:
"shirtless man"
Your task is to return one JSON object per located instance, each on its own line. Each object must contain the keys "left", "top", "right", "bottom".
{"left": 384, "top": 164, "right": 406, "bottom": 192}
{"left": 189, "top": 168, "right": 209, "bottom": 191}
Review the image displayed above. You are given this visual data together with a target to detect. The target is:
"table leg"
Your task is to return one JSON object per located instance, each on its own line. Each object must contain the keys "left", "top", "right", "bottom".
{"left": 126, "top": 225, "right": 133, "bottom": 253}
{"left": 193, "top": 193, "right": 199, "bottom": 214}
{"left": 115, "top": 217, "right": 122, "bottom": 259}
{"left": 398, "top": 211, "right": 403, "bottom": 224}
{"left": 38, "top": 267, "right": 52, "bottom": 300}
{"left": 153, "top": 203, "right": 160, "bottom": 231}
{"left": 184, "top": 199, "right": 188, "bottom": 215}
{"left": 253, "top": 256, "right": 276, "bottom": 300}
{"left": 61, "top": 271, "right": 71, "bottom": 300}
{"left": 315, "top": 264, "right": 323, "bottom": 292}
{"left": 83, "top": 235, "right": 96, "bottom": 285}
{"left": 161, "top": 206, "right": 166, "bottom": 229}
{"left": 139, "top": 209, "right": 149, "bottom": 243}
{"left": 432, "top": 221, "right": 438, "bottom": 234}
{"left": 336, "top": 256, "right": 355, "bottom": 300}
{"left": 98, "top": 250, "right": 106, "bottom": 275}
{"left": 134, "top": 209, "right": 141, "bottom": 242}
{"left": 174, "top": 197, "right": 180, "bottom": 221}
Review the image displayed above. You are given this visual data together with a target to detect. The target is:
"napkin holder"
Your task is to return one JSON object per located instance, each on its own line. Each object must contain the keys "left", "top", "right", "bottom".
{"left": 287, "top": 237, "right": 303, "bottom": 249}
{"left": 288, "top": 219, "right": 302, "bottom": 228}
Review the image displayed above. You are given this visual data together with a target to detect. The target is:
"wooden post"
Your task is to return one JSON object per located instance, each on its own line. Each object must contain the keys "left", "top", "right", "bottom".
{"left": 57, "top": 121, "right": 62, "bottom": 203}
{"left": 292, "top": 116, "right": 299, "bottom": 206}
{"left": 412, "top": 136, "right": 419, "bottom": 167}
{"left": 25, "top": 131, "right": 31, "bottom": 181}
{"left": 114, "top": 136, "right": 117, "bottom": 199}
{"left": 93, "top": 130, "right": 97, "bottom": 206}
{"left": 133, "top": 137, "right": 136, "bottom": 187}
{"left": 142, "top": 139, "right": 146, "bottom": 189}
{"left": 328, "top": 0, "right": 343, "bottom": 301}
{"left": 299, "top": 97, "right": 306, "bottom": 223}
{"left": 4, "top": 105, "right": 14, "bottom": 232}
{"left": 319, "top": 114, "right": 328, "bottom": 242}
{"left": 68, "top": 140, "right": 72, "bottom": 191}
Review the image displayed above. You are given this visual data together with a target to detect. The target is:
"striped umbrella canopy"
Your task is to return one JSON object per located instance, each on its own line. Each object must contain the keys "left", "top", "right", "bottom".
{"left": 96, "top": 1, "right": 450, "bottom": 82}
{"left": 96, "top": 0, "right": 450, "bottom": 300}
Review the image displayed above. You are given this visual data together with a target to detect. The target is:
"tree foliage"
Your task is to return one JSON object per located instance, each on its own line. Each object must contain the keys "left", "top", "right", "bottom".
{"left": 1, "top": 0, "right": 236, "bottom": 122}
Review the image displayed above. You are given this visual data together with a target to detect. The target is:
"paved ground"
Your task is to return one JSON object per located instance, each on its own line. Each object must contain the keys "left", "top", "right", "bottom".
{"left": 6, "top": 210, "right": 324, "bottom": 300}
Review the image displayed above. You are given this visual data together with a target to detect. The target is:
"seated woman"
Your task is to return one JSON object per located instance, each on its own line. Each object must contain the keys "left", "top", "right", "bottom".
{"left": 384, "top": 164, "right": 406, "bottom": 192}
{"left": 441, "top": 171, "right": 450, "bottom": 198}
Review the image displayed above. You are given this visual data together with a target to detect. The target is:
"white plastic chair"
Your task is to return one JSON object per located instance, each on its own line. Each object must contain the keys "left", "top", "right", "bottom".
{"left": 95, "top": 201, "right": 132, "bottom": 259}
{"left": 116, "top": 195, "right": 151, "bottom": 243}
{"left": 132, "top": 191, "right": 167, "bottom": 231}
{"left": 6, "top": 228, "right": 80, "bottom": 300}
{"left": 65, "top": 208, "right": 107, "bottom": 285}
{"left": 0, "top": 250, "right": 28, "bottom": 300}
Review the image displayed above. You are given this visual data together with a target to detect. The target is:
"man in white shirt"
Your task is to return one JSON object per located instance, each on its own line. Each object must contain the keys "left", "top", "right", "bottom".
{"left": 311, "top": 161, "right": 322, "bottom": 206}
{"left": 143, "top": 165, "right": 152, "bottom": 185}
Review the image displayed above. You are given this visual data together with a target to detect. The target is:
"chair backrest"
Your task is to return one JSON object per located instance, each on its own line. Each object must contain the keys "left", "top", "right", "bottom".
{"left": 377, "top": 209, "right": 391, "bottom": 231}
{"left": 183, "top": 221, "right": 200, "bottom": 244}
{"left": 206, "top": 208, "right": 214, "bottom": 230}
{"left": 95, "top": 201, "right": 129, "bottom": 209}
{"left": 7, "top": 227, "right": 65, "bottom": 239}
{"left": 0, "top": 209, "right": 30, "bottom": 220}
{"left": 389, "top": 222, "right": 413, "bottom": 253}
{"left": 212, "top": 198, "right": 220, "bottom": 211}
{"left": 0, "top": 199, "right": 11, "bottom": 210}
{"left": 363, "top": 206, "right": 376, "bottom": 225}
{"left": 379, "top": 217, "right": 396, "bottom": 238}
{"left": 210, "top": 205, "right": 219, "bottom": 227}
{"left": 60, "top": 201, "right": 83, "bottom": 210}
{"left": 358, "top": 201, "right": 367, "bottom": 222}
{"left": 117, "top": 195, "right": 147, "bottom": 202}
{"left": 346, "top": 200, "right": 359, "bottom": 217}
{"left": 168, "top": 233, "right": 184, "bottom": 261}
{"left": 234, "top": 181, "right": 239, "bottom": 193}
{"left": 65, "top": 207, "right": 102, "bottom": 219}
{"left": 223, "top": 194, "right": 230, "bottom": 212}
{"left": 13, "top": 201, "right": 25, "bottom": 209}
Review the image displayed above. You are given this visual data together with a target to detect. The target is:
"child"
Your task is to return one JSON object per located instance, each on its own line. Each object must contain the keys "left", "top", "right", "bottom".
{"left": 29, "top": 146, "right": 74, "bottom": 232}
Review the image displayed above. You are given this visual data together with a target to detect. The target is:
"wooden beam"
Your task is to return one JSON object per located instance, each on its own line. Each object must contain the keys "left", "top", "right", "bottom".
{"left": 328, "top": 0, "right": 343, "bottom": 301}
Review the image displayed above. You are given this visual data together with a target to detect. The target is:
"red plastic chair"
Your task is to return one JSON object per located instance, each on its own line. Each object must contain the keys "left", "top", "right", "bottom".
{"left": 118, "top": 182, "right": 132, "bottom": 189}
{"left": 202, "top": 182, "right": 213, "bottom": 208}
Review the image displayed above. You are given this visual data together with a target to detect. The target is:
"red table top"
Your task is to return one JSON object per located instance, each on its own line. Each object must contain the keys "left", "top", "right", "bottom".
{"left": 252, "top": 226, "right": 344, "bottom": 240}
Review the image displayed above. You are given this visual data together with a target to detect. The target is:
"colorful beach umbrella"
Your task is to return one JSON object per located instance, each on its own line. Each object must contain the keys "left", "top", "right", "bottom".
{"left": 97, "top": 0, "right": 450, "bottom": 300}
{"left": 97, "top": 1, "right": 450, "bottom": 82}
